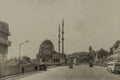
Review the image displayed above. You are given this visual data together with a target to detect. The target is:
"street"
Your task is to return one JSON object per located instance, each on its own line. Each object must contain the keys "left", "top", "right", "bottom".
{"left": 10, "top": 65, "right": 120, "bottom": 80}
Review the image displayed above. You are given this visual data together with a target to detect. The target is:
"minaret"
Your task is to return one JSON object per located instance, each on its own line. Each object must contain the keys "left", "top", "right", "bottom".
{"left": 89, "top": 46, "right": 92, "bottom": 53}
{"left": 61, "top": 19, "right": 64, "bottom": 54}
{"left": 58, "top": 24, "right": 61, "bottom": 54}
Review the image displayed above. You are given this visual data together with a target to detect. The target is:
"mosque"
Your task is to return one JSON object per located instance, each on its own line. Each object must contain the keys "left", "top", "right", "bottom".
{"left": 36, "top": 20, "right": 66, "bottom": 65}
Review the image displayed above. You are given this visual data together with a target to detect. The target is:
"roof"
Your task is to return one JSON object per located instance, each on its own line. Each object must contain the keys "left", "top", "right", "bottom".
{"left": 112, "top": 40, "right": 120, "bottom": 49}
{"left": 41, "top": 39, "right": 54, "bottom": 46}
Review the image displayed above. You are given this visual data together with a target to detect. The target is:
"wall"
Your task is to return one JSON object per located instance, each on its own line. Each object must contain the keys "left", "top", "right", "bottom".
{"left": 0, "top": 64, "right": 34, "bottom": 78}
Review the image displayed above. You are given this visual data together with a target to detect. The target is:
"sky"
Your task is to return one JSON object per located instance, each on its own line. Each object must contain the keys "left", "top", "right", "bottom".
{"left": 0, "top": 0, "right": 120, "bottom": 59}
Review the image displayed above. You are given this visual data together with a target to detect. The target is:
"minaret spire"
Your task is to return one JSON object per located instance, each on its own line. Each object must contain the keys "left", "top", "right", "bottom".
{"left": 58, "top": 24, "right": 61, "bottom": 54}
{"left": 62, "top": 19, "right": 64, "bottom": 54}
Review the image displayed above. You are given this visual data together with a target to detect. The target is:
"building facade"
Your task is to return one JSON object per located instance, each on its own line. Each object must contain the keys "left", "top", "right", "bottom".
{"left": 0, "top": 21, "right": 11, "bottom": 62}
{"left": 112, "top": 40, "right": 120, "bottom": 55}
{"left": 37, "top": 40, "right": 54, "bottom": 62}
{"left": 36, "top": 39, "right": 66, "bottom": 64}
{"left": 36, "top": 20, "right": 66, "bottom": 65}
{"left": 107, "top": 40, "right": 120, "bottom": 60}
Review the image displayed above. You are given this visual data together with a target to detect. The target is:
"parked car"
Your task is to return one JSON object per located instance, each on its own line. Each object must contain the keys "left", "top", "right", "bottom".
{"left": 39, "top": 63, "right": 47, "bottom": 71}
{"left": 107, "top": 61, "right": 120, "bottom": 74}
{"left": 89, "top": 61, "right": 94, "bottom": 68}
{"left": 69, "top": 64, "right": 73, "bottom": 69}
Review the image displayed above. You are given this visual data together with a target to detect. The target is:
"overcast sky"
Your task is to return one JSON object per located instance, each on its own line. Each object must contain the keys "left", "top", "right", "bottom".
{"left": 0, "top": 0, "right": 120, "bottom": 59}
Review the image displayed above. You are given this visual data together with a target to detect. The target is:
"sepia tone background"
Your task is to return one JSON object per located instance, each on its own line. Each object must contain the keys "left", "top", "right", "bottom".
{"left": 0, "top": 0, "right": 120, "bottom": 59}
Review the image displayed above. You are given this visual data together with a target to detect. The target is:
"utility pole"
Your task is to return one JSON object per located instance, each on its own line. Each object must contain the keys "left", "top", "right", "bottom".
{"left": 19, "top": 40, "right": 29, "bottom": 61}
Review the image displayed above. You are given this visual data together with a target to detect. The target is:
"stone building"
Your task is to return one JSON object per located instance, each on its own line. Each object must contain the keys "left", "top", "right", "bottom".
{"left": 108, "top": 40, "right": 120, "bottom": 60}
{"left": 0, "top": 21, "right": 11, "bottom": 62}
{"left": 36, "top": 39, "right": 66, "bottom": 64}
{"left": 36, "top": 20, "right": 66, "bottom": 65}
{"left": 36, "top": 40, "right": 54, "bottom": 62}
{"left": 112, "top": 40, "right": 120, "bottom": 55}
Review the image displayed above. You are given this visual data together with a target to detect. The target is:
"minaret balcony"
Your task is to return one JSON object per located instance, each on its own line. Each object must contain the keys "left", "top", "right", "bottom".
{"left": 61, "top": 38, "right": 64, "bottom": 40}
{"left": 62, "top": 31, "right": 64, "bottom": 34}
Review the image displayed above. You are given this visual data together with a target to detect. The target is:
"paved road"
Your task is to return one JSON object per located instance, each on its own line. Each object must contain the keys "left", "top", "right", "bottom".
{"left": 8, "top": 65, "right": 120, "bottom": 80}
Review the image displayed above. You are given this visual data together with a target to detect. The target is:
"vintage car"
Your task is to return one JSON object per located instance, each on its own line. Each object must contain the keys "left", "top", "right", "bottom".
{"left": 107, "top": 61, "right": 120, "bottom": 73}
{"left": 39, "top": 63, "right": 47, "bottom": 71}
{"left": 89, "top": 61, "right": 94, "bottom": 67}
{"left": 69, "top": 64, "right": 73, "bottom": 69}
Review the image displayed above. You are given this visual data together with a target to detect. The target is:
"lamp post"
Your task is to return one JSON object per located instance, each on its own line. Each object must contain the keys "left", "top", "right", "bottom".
{"left": 19, "top": 40, "right": 29, "bottom": 61}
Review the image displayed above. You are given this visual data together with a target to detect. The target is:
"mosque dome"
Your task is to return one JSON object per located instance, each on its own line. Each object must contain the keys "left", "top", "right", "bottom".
{"left": 41, "top": 40, "right": 54, "bottom": 47}
{"left": 39, "top": 39, "right": 54, "bottom": 53}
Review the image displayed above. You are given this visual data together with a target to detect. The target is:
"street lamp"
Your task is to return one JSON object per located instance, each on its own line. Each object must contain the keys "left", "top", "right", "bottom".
{"left": 19, "top": 40, "right": 29, "bottom": 61}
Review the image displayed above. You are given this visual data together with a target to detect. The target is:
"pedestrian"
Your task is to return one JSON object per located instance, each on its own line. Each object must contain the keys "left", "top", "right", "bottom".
{"left": 22, "top": 67, "right": 24, "bottom": 74}
{"left": 89, "top": 61, "right": 93, "bottom": 67}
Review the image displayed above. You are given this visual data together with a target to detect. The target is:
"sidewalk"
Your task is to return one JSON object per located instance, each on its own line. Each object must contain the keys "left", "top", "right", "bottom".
{"left": 0, "top": 66, "right": 58, "bottom": 80}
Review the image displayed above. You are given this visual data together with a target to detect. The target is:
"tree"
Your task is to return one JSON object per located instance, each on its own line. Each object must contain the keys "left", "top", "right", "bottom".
{"left": 97, "top": 48, "right": 109, "bottom": 60}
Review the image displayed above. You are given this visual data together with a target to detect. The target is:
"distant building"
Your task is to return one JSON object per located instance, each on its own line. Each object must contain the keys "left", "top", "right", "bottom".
{"left": 37, "top": 40, "right": 54, "bottom": 62}
{"left": 112, "top": 40, "right": 120, "bottom": 55}
{"left": 88, "top": 46, "right": 96, "bottom": 61}
{"left": 89, "top": 46, "right": 93, "bottom": 53}
{"left": 66, "top": 52, "right": 89, "bottom": 64}
{"left": 0, "top": 21, "right": 11, "bottom": 63}
{"left": 108, "top": 40, "right": 120, "bottom": 61}
{"left": 36, "top": 39, "right": 66, "bottom": 65}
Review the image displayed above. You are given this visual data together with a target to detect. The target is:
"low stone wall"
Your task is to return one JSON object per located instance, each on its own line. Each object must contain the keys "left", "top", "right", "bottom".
{"left": 0, "top": 62, "right": 62, "bottom": 78}
{"left": 0, "top": 64, "right": 35, "bottom": 78}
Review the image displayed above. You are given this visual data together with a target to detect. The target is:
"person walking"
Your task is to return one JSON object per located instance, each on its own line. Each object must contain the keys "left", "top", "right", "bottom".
{"left": 22, "top": 67, "right": 24, "bottom": 74}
